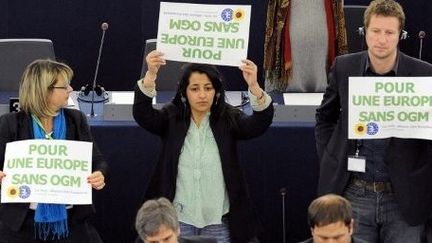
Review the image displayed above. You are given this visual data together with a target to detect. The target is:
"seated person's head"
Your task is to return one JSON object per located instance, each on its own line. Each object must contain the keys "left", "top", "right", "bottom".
{"left": 308, "top": 194, "right": 353, "bottom": 243}
{"left": 135, "top": 198, "right": 180, "bottom": 243}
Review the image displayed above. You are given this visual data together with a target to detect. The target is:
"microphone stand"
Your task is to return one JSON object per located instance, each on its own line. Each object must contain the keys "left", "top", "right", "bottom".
{"left": 418, "top": 31, "right": 426, "bottom": 60}
{"left": 280, "top": 187, "right": 287, "bottom": 243}
{"left": 90, "top": 23, "right": 108, "bottom": 117}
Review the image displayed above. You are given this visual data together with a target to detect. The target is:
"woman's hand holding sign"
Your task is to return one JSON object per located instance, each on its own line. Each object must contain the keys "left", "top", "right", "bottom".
{"left": 0, "top": 170, "right": 5, "bottom": 184}
{"left": 88, "top": 170, "right": 105, "bottom": 190}
{"left": 143, "top": 50, "right": 166, "bottom": 89}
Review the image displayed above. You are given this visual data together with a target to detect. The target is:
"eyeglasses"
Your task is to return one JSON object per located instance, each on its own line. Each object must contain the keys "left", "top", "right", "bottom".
{"left": 49, "top": 84, "right": 71, "bottom": 90}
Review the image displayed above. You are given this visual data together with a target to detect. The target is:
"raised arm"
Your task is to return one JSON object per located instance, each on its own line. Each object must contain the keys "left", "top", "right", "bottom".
{"left": 142, "top": 50, "right": 166, "bottom": 89}
{"left": 239, "top": 59, "right": 266, "bottom": 104}
{"left": 233, "top": 60, "right": 274, "bottom": 139}
{"left": 133, "top": 51, "right": 172, "bottom": 136}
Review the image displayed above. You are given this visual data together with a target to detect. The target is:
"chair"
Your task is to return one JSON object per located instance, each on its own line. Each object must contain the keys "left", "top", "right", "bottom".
{"left": 344, "top": 5, "right": 367, "bottom": 53}
{"left": 140, "top": 39, "right": 185, "bottom": 91}
{"left": 0, "top": 39, "right": 56, "bottom": 91}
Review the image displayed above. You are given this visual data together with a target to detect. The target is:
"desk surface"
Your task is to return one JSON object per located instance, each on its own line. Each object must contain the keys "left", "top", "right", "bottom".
{"left": 0, "top": 91, "right": 321, "bottom": 122}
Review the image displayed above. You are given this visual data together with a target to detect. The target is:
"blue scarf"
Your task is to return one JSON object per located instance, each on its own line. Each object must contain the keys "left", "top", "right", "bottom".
{"left": 31, "top": 109, "right": 69, "bottom": 240}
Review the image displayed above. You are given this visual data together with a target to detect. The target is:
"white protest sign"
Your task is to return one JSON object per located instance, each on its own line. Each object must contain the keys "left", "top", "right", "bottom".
{"left": 1, "top": 139, "right": 92, "bottom": 204}
{"left": 157, "top": 2, "right": 251, "bottom": 67}
{"left": 348, "top": 77, "right": 432, "bottom": 140}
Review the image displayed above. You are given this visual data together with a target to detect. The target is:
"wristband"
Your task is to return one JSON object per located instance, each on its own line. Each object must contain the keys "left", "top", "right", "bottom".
{"left": 258, "top": 90, "right": 265, "bottom": 100}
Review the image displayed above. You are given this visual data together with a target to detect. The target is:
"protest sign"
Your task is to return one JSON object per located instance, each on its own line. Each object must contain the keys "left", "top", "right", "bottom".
{"left": 1, "top": 139, "right": 92, "bottom": 204}
{"left": 157, "top": 2, "right": 251, "bottom": 66}
{"left": 349, "top": 77, "right": 432, "bottom": 140}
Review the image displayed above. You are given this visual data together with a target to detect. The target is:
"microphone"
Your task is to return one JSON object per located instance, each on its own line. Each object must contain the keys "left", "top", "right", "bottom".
{"left": 90, "top": 22, "right": 109, "bottom": 117}
{"left": 78, "top": 22, "right": 109, "bottom": 117}
{"left": 418, "top": 31, "right": 426, "bottom": 60}
{"left": 101, "top": 22, "right": 109, "bottom": 31}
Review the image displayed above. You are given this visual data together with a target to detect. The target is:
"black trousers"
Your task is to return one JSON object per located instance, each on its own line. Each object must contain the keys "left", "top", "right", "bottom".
{"left": 0, "top": 209, "right": 102, "bottom": 243}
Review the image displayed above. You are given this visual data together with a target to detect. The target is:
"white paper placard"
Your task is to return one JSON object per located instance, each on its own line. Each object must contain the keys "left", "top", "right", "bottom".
{"left": 348, "top": 77, "right": 432, "bottom": 140}
{"left": 1, "top": 139, "right": 93, "bottom": 204}
{"left": 157, "top": 2, "right": 251, "bottom": 67}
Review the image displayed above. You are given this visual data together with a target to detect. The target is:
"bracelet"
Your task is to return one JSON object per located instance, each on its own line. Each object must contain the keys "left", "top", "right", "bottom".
{"left": 146, "top": 70, "right": 157, "bottom": 75}
{"left": 140, "top": 78, "right": 156, "bottom": 93}
{"left": 146, "top": 70, "right": 157, "bottom": 79}
{"left": 258, "top": 90, "right": 265, "bottom": 100}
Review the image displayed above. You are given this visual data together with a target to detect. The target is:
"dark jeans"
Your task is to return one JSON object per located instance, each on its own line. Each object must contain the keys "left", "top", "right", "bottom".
{"left": 180, "top": 219, "right": 231, "bottom": 243}
{"left": 344, "top": 182, "right": 424, "bottom": 243}
{"left": 0, "top": 209, "right": 102, "bottom": 243}
{"left": 179, "top": 217, "right": 259, "bottom": 243}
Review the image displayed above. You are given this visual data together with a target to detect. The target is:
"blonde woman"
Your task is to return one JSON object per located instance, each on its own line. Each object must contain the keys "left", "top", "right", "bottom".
{"left": 0, "top": 59, "right": 108, "bottom": 242}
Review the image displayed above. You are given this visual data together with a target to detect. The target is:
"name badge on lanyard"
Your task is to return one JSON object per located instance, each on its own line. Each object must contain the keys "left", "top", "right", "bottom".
{"left": 348, "top": 140, "right": 366, "bottom": 172}
{"left": 348, "top": 156, "right": 366, "bottom": 172}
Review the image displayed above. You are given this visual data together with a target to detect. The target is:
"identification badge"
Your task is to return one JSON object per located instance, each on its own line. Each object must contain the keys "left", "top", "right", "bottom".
{"left": 347, "top": 156, "right": 366, "bottom": 172}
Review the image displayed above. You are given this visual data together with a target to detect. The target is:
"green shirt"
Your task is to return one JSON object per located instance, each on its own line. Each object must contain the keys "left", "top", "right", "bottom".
{"left": 173, "top": 113, "right": 230, "bottom": 228}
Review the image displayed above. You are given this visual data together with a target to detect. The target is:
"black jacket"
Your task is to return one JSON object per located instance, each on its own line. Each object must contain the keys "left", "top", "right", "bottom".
{"left": 315, "top": 51, "right": 432, "bottom": 226}
{"left": 0, "top": 109, "right": 108, "bottom": 231}
{"left": 133, "top": 86, "right": 274, "bottom": 243}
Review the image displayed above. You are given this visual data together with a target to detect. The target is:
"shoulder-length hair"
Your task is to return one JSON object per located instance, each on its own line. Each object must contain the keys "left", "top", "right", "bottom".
{"left": 172, "top": 63, "right": 240, "bottom": 125}
{"left": 19, "top": 59, "right": 73, "bottom": 118}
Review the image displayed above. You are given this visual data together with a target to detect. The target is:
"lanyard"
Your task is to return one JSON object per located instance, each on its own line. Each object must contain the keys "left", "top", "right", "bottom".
{"left": 355, "top": 140, "right": 363, "bottom": 157}
{"left": 31, "top": 114, "right": 53, "bottom": 140}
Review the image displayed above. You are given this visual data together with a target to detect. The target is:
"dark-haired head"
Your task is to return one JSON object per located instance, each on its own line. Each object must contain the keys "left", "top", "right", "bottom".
{"left": 308, "top": 194, "right": 353, "bottom": 228}
{"left": 308, "top": 194, "right": 354, "bottom": 243}
{"left": 173, "top": 63, "right": 229, "bottom": 123}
